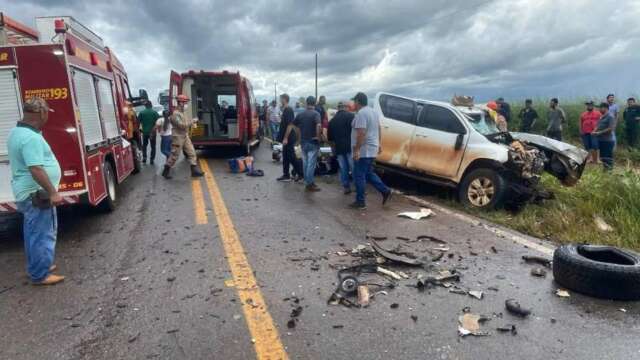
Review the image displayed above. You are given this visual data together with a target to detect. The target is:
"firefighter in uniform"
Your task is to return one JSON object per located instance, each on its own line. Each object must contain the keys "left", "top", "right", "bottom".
{"left": 162, "top": 94, "right": 204, "bottom": 179}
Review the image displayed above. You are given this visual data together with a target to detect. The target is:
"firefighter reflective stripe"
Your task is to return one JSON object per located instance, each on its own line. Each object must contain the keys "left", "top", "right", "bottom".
{"left": 97, "top": 78, "right": 119, "bottom": 139}
{"left": 73, "top": 69, "right": 104, "bottom": 146}
{"left": 0, "top": 69, "right": 22, "bottom": 156}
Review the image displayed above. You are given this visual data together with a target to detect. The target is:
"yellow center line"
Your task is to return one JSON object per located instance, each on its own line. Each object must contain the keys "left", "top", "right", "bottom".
{"left": 199, "top": 159, "right": 288, "bottom": 360}
{"left": 191, "top": 179, "right": 208, "bottom": 225}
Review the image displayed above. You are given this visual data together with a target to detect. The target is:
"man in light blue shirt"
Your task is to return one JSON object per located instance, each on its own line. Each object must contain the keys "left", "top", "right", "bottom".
{"left": 607, "top": 94, "right": 620, "bottom": 120}
{"left": 349, "top": 92, "right": 392, "bottom": 209}
{"left": 8, "top": 97, "right": 64, "bottom": 285}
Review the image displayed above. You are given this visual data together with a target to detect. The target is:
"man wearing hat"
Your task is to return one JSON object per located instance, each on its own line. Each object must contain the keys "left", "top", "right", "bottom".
{"left": 580, "top": 101, "right": 601, "bottom": 163}
{"left": 8, "top": 97, "right": 64, "bottom": 285}
{"left": 349, "top": 92, "right": 392, "bottom": 209}
{"left": 162, "top": 94, "right": 204, "bottom": 179}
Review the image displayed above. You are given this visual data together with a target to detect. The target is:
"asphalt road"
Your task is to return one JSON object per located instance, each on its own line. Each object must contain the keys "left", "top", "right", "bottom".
{"left": 0, "top": 142, "right": 638, "bottom": 360}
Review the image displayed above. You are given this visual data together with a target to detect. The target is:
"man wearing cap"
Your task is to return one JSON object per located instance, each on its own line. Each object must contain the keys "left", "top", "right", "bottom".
{"left": 8, "top": 97, "right": 64, "bottom": 285}
{"left": 580, "top": 101, "right": 601, "bottom": 163}
{"left": 162, "top": 94, "right": 204, "bottom": 179}
{"left": 350, "top": 92, "right": 392, "bottom": 209}
{"left": 623, "top": 97, "right": 640, "bottom": 148}
{"left": 327, "top": 101, "right": 355, "bottom": 194}
{"left": 592, "top": 102, "right": 617, "bottom": 171}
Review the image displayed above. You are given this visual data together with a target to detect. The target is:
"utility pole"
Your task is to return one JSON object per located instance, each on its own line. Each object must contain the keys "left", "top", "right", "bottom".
{"left": 315, "top": 53, "right": 318, "bottom": 100}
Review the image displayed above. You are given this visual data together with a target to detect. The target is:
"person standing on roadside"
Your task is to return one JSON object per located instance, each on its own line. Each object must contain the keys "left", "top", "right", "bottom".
{"left": 606, "top": 94, "right": 620, "bottom": 121}
{"left": 580, "top": 101, "right": 601, "bottom": 163}
{"left": 518, "top": 99, "right": 538, "bottom": 133}
{"left": 592, "top": 102, "right": 617, "bottom": 171}
{"left": 546, "top": 98, "right": 566, "bottom": 141}
{"left": 259, "top": 100, "right": 268, "bottom": 138}
{"left": 8, "top": 97, "right": 64, "bottom": 285}
{"left": 267, "top": 100, "right": 281, "bottom": 140}
{"left": 284, "top": 96, "right": 322, "bottom": 192}
{"left": 350, "top": 92, "right": 392, "bottom": 210}
{"left": 623, "top": 97, "right": 640, "bottom": 148}
{"left": 162, "top": 95, "right": 205, "bottom": 179}
{"left": 328, "top": 101, "right": 355, "bottom": 194}
{"left": 496, "top": 97, "right": 512, "bottom": 123}
{"left": 317, "top": 95, "right": 329, "bottom": 137}
{"left": 138, "top": 101, "right": 159, "bottom": 165}
{"left": 156, "top": 110, "right": 173, "bottom": 160}
{"left": 276, "top": 93, "right": 302, "bottom": 182}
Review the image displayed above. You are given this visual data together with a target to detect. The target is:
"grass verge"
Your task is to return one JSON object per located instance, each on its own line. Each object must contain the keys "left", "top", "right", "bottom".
{"left": 460, "top": 166, "right": 640, "bottom": 251}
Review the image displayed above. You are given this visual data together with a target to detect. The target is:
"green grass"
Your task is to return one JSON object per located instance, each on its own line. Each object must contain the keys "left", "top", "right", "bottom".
{"left": 460, "top": 167, "right": 640, "bottom": 251}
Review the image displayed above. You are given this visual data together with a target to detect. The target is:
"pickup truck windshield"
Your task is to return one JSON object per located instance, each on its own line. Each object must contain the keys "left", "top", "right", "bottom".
{"left": 465, "top": 112, "right": 500, "bottom": 135}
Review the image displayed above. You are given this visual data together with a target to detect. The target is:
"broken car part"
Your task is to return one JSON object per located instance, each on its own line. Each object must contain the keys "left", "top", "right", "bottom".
{"left": 397, "top": 208, "right": 434, "bottom": 220}
{"left": 458, "top": 313, "right": 490, "bottom": 337}
{"left": 505, "top": 299, "right": 531, "bottom": 317}
{"left": 371, "top": 241, "right": 424, "bottom": 266}
{"left": 496, "top": 324, "right": 517, "bottom": 335}
{"left": 553, "top": 244, "right": 640, "bottom": 301}
{"left": 522, "top": 255, "right": 552, "bottom": 268}
{"left": 530, "top": 267, "right": 547, "bottom": 277}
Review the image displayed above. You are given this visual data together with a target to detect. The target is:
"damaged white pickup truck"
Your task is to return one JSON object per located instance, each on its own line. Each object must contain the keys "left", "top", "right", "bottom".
{"left": 374, "top": 92, "right": 589, "bottom": 209}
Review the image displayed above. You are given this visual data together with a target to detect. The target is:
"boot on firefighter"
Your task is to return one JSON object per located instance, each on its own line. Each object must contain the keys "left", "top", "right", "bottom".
{"left": 162, "top": 94, "right": 205, "bottom": 179}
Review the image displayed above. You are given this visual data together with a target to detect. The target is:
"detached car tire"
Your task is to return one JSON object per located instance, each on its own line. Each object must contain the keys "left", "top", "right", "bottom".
{"left": 553, "top": 244, "right": 640, "bottom": 300}
{"left": 459, "top": 168, "right": 505, "bottom": 210}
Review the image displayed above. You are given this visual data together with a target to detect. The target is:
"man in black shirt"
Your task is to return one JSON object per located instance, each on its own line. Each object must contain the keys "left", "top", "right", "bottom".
{"left": 518, "top": 99, "right": 538, "bottom": 132}
{"left": 276, "top": 93, "right": 302, "bottom": 182}
{"left": 497, "top": 97, "right": 512, "bottom": 123}
{"left": 284, "top": 96, "right": 322, "bottom": 192}
{"left": 327, "top": 101, "right": 355, "bottom": 194}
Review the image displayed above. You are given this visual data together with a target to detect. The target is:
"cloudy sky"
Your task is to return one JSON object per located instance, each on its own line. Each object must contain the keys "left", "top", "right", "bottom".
{"left": 4, "top": 0, "right": 640, "bottom": 104}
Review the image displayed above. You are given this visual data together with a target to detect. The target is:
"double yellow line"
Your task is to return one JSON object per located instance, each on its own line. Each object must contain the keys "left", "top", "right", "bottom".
{"left": 192, "top": 159, "right": 288, "bottom": 360}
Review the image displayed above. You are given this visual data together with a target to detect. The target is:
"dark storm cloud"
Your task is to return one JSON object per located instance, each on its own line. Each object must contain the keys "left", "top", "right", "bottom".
{"left": 3, "top": 0, "right": 640, "bottom": 102}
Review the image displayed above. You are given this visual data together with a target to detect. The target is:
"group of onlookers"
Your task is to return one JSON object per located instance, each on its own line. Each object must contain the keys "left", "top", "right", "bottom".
{"left": 270, "top": 92, "right": 392, "bottom": 209}
{"left": 493, "top": 94, "right": 640, "bottom": 171}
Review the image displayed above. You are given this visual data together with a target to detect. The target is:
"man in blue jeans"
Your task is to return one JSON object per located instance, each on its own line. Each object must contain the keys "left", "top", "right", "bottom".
{"left": 592, "top": 102, "right": 617, "bottom": 171}
{"left": 350, "top": 92, "right": 393, "bottom": 209}
{"left": 8, "top": 97, "right": 64, "bottom": 285}
{"left": 284, "top": 96, "right": 322, "bottom": 192}
{"left": 327, "top": 101, "right": 355, "bottom": 194}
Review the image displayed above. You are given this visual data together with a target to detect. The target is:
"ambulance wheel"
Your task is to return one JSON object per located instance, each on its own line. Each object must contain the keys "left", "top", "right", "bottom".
{"left": 99, "top": 162, "right": 117, "bottom": 212}
{"left": 132, "top": 141, "right": 142, "bottom": 174}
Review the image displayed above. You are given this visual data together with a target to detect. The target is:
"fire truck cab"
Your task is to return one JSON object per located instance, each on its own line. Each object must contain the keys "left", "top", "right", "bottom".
{"left": 0, "top": 13, "right": 145, "bottom": 213}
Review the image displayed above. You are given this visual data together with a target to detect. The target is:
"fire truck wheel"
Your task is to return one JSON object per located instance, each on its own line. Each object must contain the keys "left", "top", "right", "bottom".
{"left": 132, "top": 141, "right": 142, "bottom": 174}
{"left": 99, "top": 161, "right": 117, "bottom": 212}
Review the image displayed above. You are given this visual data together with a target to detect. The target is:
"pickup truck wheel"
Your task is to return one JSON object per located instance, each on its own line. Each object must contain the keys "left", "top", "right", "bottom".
{"left": 98, "top": 162, "right": 117, "bottom": 212}
{"left": 553, "top": 244, "right": 640, "bottom": 300}
{"left": 459, "top": 168, "right": 505, "bottom": 209}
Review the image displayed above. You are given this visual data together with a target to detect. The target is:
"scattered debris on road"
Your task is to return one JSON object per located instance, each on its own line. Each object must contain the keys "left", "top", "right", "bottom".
{"left": 496, "top": 324, "right": 517, "bottom": 335}
{"left": 397, "top": 208, "right": 434, "bottom": 220}
{"left": 530, "top": 267, "right": 547, "bottom": 277}
{"left": 505, "top": 299, "right": 531, "bottom": 317}
{"left": 458, "top": 313, "right": 490, "bottom": 337}
{"left": 371, "top": 240, "right": 424, "bottom": 266}
{"left": 556, "top": 289, "right": 571, "bottom": 298}
{"left": 522, "top": 255, "right": 552, "bottom": 268}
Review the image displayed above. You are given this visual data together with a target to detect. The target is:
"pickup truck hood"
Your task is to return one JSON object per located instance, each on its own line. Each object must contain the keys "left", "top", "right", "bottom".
{"left": 509, "top": 132, "right": 589, "bottom": 186}
{"left": 510, "top": 133, "right": 589, "bottom": 165}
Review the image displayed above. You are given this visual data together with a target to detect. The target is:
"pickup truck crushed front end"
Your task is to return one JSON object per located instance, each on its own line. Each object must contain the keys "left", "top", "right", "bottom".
{"left": 486, "top": 132, "right": 589, "bottom": 205}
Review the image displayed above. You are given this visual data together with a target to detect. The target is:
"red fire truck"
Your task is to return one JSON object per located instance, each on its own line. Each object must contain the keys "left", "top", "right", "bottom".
{"left": 0, "top": 13, "right": 146, "bottom": 213}
{"left": 169, "top": 70, "right": 260, "bottom": 154}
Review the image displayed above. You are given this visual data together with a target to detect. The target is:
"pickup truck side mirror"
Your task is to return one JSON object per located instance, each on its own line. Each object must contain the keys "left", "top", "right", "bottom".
{"left": 138, "top": 89, "right": 149, "bottom": 100}
{"left": 454, "top": 133, "right": 464, "bottom": 150}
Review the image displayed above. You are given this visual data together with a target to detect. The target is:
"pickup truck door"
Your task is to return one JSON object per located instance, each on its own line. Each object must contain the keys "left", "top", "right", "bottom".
{"left": 406, "top": 104, "right": 468, "bottom": 179}
{"left": 376, "top": 94, "right": 417, "bottom": 167}
{"left": 168, "top": 70, "right": 182, "bottom": 113}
